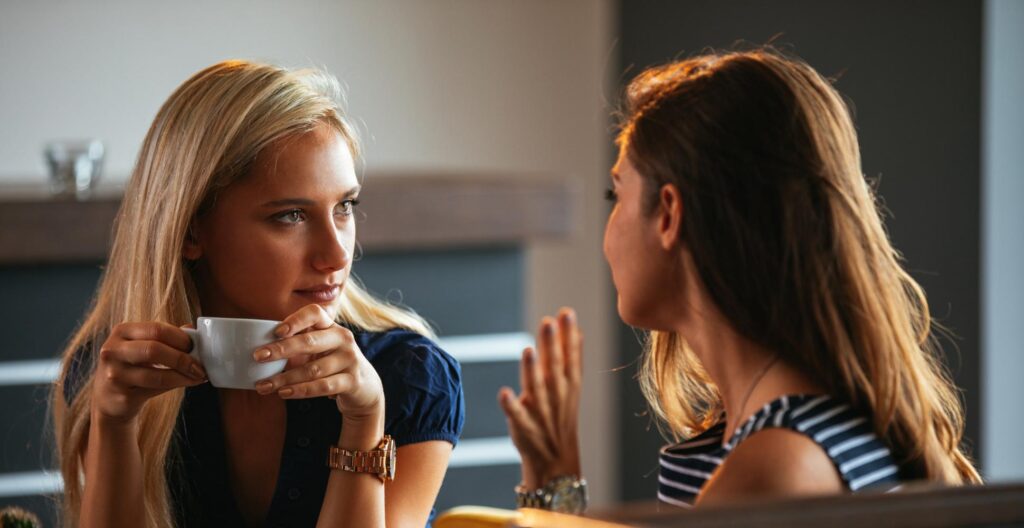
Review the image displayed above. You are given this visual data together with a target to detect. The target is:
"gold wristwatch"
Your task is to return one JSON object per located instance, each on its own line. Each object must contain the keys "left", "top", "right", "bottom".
{"left": 326, "top": 435, "right": 396, "bottom": 482}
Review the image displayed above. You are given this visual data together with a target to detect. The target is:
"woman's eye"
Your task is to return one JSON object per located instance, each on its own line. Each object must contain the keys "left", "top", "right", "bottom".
{"left": 336, "top": 199, "right": 360, "bottom": 217}
{"left": 274, "top": 209, "right": 305, "bottom": 224}
{"left": 604, "top": 187, "right": 618, "bottom": 202}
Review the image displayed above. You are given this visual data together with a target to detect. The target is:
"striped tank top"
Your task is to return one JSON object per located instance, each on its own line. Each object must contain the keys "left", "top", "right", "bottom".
{"left": 658, "top": 394, "right": 903, "bottom": 507}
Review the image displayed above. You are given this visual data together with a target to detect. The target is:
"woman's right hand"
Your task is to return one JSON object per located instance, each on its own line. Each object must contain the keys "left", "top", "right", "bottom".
{"left": 91, "top": 322, "right": 207, "bottom": 425}
{"left": 498, "top": 307, "right": 583, "bottom": 489}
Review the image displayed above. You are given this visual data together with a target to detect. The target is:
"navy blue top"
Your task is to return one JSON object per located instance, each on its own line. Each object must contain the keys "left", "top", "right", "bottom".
{"left": 64, "top": 327, "right": 465, "bottom": 528}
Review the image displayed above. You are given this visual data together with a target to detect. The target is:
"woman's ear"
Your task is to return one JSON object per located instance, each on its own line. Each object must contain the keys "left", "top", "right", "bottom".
{"left": 657, "top": 183, "right": 684, "bottom": 250}
{"left": 182, "top": 224, "right": 202, "bottom": 261}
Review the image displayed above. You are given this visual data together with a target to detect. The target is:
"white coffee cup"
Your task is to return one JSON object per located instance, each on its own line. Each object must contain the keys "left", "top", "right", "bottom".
{"left": 182, "top": 316, "right": 288, "bottom": 389}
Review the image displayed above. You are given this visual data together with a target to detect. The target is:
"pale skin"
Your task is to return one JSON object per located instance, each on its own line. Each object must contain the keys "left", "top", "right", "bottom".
{"left": 499, "top": 146, "right": 843, "bottom": 506}
{"left": 82, "top": 123, "right": 451, "bottom": 528}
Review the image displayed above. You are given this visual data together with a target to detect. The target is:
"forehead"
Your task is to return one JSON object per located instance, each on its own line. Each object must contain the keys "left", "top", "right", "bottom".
{"left": 244, "top": 123, "right": 358, "bottom": 195}
{"left": 611, "top": 145, "right": 638, "bottom": 182}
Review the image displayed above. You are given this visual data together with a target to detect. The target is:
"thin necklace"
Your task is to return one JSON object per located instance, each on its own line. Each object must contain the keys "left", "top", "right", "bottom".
{"left": 730, "top": 353, "right": 781, "bottom": 438}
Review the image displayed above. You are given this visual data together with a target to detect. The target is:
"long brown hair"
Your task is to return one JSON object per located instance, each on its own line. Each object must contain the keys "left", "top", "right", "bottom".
{"left": 51, "top": 60, "right": 433, "bottom": 528}
{"left": 624, "top": 49, "right": 980, "bottom": 484}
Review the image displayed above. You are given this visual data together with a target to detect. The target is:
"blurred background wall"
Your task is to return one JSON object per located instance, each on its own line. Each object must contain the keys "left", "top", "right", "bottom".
{"left": 982, "top": 0, "right": 1024, "bottom": 484}
{"left": 0, "top": 0, "right": 1022, "bottom": 522}
{"left": 0, "top": 0, "right": 619, "bottom": 521}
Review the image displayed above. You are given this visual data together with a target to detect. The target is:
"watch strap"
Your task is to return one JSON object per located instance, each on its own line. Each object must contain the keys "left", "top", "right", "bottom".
{"left": 514, "top": 485, "right": 549, "bottom": 509}
{"left": 326, "top": 434, "right": 395, "bottom": 481}
{"left": 514, "top": 475, "right": 588, "bottom": 514}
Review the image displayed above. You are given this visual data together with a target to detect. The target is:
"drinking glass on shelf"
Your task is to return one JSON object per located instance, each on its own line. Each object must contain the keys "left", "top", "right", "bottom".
{"left": 44, "top": 139, "right": 105, "bottom": 200}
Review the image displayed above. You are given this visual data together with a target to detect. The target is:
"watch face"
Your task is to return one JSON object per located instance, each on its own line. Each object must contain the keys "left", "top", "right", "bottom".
{"left": 384, "top": 436, "right": 396, "bottom": 480}
{"left": 549, "top": 478, "right": 586, "bottom": 514}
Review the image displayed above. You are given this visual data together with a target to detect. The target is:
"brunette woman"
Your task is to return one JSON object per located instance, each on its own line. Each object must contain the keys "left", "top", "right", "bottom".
{"left": 500, "top": 49, "right": 980, "bottom": 513}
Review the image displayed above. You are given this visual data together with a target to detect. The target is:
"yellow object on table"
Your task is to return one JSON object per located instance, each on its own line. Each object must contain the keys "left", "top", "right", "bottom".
{"left": 434, "top": 506, "right": 520, "bottom": 528}
{"left": 514, "top": 508, "right": 631, "bottom": 528}
{"left": 434, "top": 506, "right": 631, "bottom": 528}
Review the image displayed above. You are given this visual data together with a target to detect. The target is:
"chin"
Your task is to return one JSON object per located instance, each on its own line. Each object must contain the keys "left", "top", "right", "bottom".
{"left": 617, "top": 296, "right": 674, "bottom": 332}
{"left": 321, "top": 301, "right": 343, "bottom": 321}
{"left": 616, "top": 296, "right": 645, "bottom": 328}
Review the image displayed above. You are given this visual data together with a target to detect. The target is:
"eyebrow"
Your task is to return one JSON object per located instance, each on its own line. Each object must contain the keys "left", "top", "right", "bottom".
{"left": 260, "top": 186, "right": 361, "bottom": 208}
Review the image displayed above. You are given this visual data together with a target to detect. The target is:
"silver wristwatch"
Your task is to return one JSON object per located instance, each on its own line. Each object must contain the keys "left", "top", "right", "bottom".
{"left": 514, "top": 475, "right": 588, "bottom": 514}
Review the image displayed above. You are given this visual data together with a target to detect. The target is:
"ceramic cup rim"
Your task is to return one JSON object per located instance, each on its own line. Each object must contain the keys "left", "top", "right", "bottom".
{"left": 197, "top": 316, "right": 281, "bottom": 326}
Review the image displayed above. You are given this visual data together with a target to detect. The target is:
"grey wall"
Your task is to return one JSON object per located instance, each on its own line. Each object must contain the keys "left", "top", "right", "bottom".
{"left": 616, "top": 0, "right": 983, "bottom": 499}
{"left": 982, "top": 0, "right": 1024, "bottom": 483}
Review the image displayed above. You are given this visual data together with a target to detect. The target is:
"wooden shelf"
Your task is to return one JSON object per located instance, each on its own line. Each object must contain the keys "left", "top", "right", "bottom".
{"left": 0, "top": 173, "right": 579, "bottom": 264}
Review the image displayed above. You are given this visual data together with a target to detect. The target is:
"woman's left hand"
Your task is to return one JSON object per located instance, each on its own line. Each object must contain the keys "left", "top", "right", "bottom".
{"left": 498, "top": 308, "right": 583, "bottom": 489}
{"left": 253, "top": 304, "right": 383, "bottom": 419}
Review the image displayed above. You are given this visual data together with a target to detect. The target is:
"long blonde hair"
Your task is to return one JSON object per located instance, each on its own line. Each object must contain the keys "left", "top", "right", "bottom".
{"left": 51, "top": 60, "right": 433, "bottom": 528}
{"left": 624, "top": 49, "right": 981, "bottom": 484}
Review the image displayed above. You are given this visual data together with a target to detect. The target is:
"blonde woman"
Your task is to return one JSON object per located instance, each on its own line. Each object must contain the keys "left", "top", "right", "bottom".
{"left": 499, "top": 49, "right": 981, "bottom": 513}
{"left": 52, "top": 60, "right": 464, "bottom": 528}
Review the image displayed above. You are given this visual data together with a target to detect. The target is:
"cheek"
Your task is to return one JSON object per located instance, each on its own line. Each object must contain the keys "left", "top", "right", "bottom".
{"left": 215, "top": 232, "right": 295, "bottom": 273}
{"left": 603, "top": 208, "right": 625, "bottom": 267}
{"left": 342, "top": 222, "right": 356, "bottom": 259}
{"left": 205, "top": 231, "right": 301, "bottom": 298}
{"left": 257, "top": 238, "right": 304, "bottom": 276}
{"left": 604, "top": 210, "right": 637, "bottom": 307}
{"left": 604, "top": 208, "right": 664, "bottom": 328}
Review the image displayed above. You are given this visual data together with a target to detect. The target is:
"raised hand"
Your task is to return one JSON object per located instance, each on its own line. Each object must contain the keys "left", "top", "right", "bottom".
{"left": 253, "top": 304, "right": 384, "bottom": 419}
{"left": 498, "top": 307, "right": 583, "bottom": 489}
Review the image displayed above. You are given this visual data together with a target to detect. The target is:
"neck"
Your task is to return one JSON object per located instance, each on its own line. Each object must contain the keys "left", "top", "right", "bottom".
{"left": 664, "top": 254, "right": 779, "bottom": 438}
{"left": 675, "top": 304, "right": 827, "bottom": 445}
{"left": 657, "top": 251, "right": 826, "bottom": 442}
{"left": 680, "top": 309, "right": 778, "bottom": 436}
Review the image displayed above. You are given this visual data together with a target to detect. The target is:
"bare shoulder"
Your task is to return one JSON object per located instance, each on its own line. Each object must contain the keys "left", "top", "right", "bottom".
{"left": 696, "top": 428, "right": 844, "bottom": 506}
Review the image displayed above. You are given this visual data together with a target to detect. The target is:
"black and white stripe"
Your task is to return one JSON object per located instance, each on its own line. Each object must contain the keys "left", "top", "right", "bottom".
{"left": 658, "top": 394, "right": 902, "bottom": 507}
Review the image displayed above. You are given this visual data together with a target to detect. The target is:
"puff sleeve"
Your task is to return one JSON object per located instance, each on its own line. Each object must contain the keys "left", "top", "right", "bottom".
{"left": 359, "top": 329, "right": 466, "bottom": 448}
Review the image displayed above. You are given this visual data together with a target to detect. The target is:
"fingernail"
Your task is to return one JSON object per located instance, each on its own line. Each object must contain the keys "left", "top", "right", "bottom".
{"left": 523, "top": 348, "right": 533, "bottom": 362}
{"left": 190, "top": 364, "right": 206, "bottom": 379}
{"left": 255, "top": 381, "right": 273, "bottom": 393}
{"left": 254, "top": 348, "right": 271, "bottom": 361}
{"left": 543, "top": 321, "right": 555, "bottom": 337}
{"left": 562, "top": 310, "right": 576, "bottom": 324}
{"left": 278, "top": 387, "right": 294, "bottom": 398}
{"left": 275, "top": 324, "right": 290, "bottom": 337}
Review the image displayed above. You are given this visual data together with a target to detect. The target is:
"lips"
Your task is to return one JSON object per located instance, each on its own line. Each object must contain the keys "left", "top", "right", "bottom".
{"left": 294, "top": 284, "right": 341, "bottom": 302}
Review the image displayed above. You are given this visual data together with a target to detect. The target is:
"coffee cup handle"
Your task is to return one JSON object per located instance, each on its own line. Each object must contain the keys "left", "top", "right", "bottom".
{"left": 182, "top": 327, "right": 201, "bottom": 364}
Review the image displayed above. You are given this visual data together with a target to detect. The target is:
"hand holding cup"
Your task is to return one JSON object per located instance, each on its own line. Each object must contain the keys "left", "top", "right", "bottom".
{"left": 252, "top": 304, "right": 385, "bottom": 420}
{"left": 92, "top": 322, "right": 208, "bottom": 426}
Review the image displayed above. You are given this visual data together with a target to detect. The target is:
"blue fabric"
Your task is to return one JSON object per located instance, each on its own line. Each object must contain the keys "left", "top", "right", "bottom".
{"left": 64, "top": 327, "right": 465, "bottom": 528}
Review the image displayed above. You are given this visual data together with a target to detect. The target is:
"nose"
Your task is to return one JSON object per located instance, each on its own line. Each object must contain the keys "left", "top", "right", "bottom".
{"left": 311, "top": 220, "right": 351, "bottom": 273}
